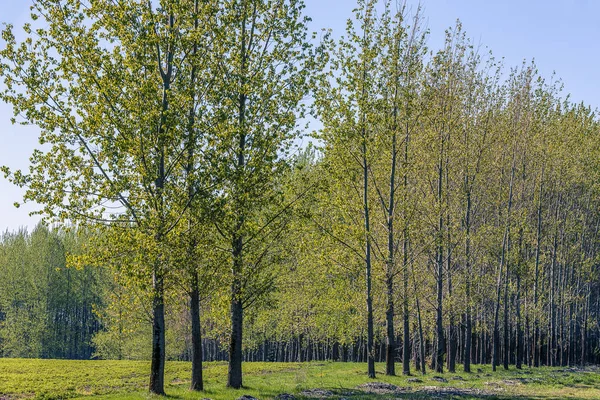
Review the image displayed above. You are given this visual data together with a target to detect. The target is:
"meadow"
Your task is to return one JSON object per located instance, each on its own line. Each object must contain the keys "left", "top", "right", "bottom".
{"left": 1, "top": 359, "right": 600, "bottom": 400}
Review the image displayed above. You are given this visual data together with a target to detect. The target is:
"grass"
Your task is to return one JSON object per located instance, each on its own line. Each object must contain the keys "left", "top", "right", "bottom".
{"left": 0, "top": 359, "right": 599, "bottom": 400}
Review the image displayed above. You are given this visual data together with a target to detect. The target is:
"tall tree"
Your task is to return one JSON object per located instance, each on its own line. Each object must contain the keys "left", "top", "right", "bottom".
{"left": 315, "top": 0, "right": 382, "bottom": 378}
{"left": 209, "top": 0, "right": 320, "bottom": 388}
{"left": 0, "top": 0, "right": 217, "bottom": 393}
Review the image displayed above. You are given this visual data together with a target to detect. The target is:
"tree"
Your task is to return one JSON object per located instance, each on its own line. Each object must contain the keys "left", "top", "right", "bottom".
{"left": 375, "top": 1, "right": 426, "bottom": 376}
{"left": 0, "top": 0, "right": 217, "bottom": 393}
{"left": 208, "top": 0, "right": 320, "bottom": 388}
{"left": 315, "top": 0, "right": 383, "bottom": 378}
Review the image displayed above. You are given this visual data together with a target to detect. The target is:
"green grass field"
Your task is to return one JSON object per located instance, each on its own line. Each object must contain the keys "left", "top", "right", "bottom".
{"left": 1, "top": 359, "right": 599, "bottom": 400}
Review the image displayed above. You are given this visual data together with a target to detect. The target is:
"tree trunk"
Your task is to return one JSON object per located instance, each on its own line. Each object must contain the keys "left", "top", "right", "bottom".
{"left": 190, "top": 274, "right": 203, "bottom": 391}
{"left": 360, "top": 67, "right": 376, "bottom": 377}
{"left": 435, "top": 138, "right": 445, "bottom": 374}
{"left": 363, "top": 144, "right": 376, "bottom": 379}
{"left": 435, "top": 250, "right": 444, "bottom": 373}
{"left": 417, "top": 296, "right": 426, "bottom": 375}
{"left": 385, "top": 275, "right": 396, "bottom": 375}
{"left": 447, "top": 247, "right": 456, "bottom": 373}
{"left": 493, "top": 147, "right": 516, "bottom": 371}
{"left": 464, "top": 189, "right": 472, "bottom": 372}
{"left": 503, "top": 234, "right": 510, "bottom": 370}
{"left": 150, "top": 272, "right": 165, "bottom": 395}
{"left": 516, "top": 274, "right": 523, "bottom": 369}
{"left": 385, "top": 91, "right": 399, "bottom": 376}
{"left": 227, "top": 234, "right": 244, "bottom": 388}
{"left": 401, "top": 102, "right": 411, "bottom": 376}
{"left": 533, "top": 165, "right": 544, "bottom": 367}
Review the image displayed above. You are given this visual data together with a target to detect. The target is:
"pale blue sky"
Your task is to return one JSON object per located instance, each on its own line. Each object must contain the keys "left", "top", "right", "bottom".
{"left": 1, "top": 0, "right": 598, "bottom": 232}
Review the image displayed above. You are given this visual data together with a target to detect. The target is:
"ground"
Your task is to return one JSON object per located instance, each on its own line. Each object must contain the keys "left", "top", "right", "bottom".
{"left": 0, "top": 359, "right": 599, "bottom": 400}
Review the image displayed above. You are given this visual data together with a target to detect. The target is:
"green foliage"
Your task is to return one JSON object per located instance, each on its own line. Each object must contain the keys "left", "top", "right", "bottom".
{"left": 2, "top": 0, "right": 600, "bottom": 391}
{"left": 0, "top": 225, "right": 106, "bottom": 359}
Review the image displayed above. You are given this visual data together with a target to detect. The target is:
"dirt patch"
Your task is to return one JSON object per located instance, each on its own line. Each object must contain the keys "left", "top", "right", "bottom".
{"left": 418, "top": 386, "right": 497, "bottom": 397}
{"left": 237, "top": 395, "right": 258, "bottom": 400}
{"left": 275, "top": 394, "right": 296, "bottom": 400}
{"left": 356, "top": 382, "right": 408, "bottom": 394}
{"left": 299, "top": 389, "right": 334, "bottom": 398}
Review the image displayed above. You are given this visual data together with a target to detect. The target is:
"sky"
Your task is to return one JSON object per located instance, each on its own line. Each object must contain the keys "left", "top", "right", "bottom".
{"left": 1, "top": 0, "right": 599, "bottom": 233}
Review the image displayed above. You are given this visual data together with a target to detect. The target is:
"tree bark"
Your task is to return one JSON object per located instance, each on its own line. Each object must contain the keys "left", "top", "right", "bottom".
{"left": 190, "top": 274, "right": 203, "bottom": 391}
{"left": 463, "top": 188, "right": 472, "bottom": 372}
{"left": 150, "top": 271, "right": 165, "bottom": 395}
{"left": 363, "top": 135, "right": 376, "bottom": 379}
{"left": 493, "top": 147, "right": 516, "bottom": 371}
{"left": 435, "top": 131, "right": 445, "bottom": 374}
{"left": 533, "top": 165, "right": 544, "bottom": 367}
{"left": 516, "top": 274, "right": 523, "bottom": 369}
{"left": 227, "top": 234, "right": 244, "bottom": 388}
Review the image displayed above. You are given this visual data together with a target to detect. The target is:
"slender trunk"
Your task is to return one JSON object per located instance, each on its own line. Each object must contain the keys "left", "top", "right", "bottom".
{"left": 435, "top": 134, "right": 445, "bottom": 374}
{"left": 435, "top": 234, "right": 444, "bottom": 373}
{"left": 533, "top": 165, "right": 544, "bottom": 367}
{"left": 417, "top": 296, "right": 426, "bottom": 375}
{"left": 568, "top": 270, "right": 575, "bottom": 367}
{"left": 549, "top": 211, "right": 559, "bottom": 367}
{"left": 503, "top": 233, "right": 510, "bottom": 370}
{"left": 150, "top": 269, "right": 165, "bottom": 395}
{"left": 363, "top": 135, "right": 376, "bottom": 379}
{"left": 414, "top": 334, "right": 421, "bottom": 372}
{"left": 516, "top": 274, "right": 523, "bottom": 369}
{"left": 228, "top": 96, "right": 247, "bottom": 389}
{"left": 359, "top": 30, "right": 376, "bottom": 377}
{"left": 445, "top": 146, "right": 456, "bottom": 373}
{"left": 402, "top": 239, "right": 410, "bottom": 376}
{"left": 447, "top": 237, "right": 456, "bottom": 373}
{"left": 228, "top": 233, "right": 244, "bottom": 388}
{"left": 402, "top": 124, "right": 411, "bottom": 376}
{"left": 149, "top": 23, "right": 173, "bottom": 391}
{"left": 582, "top": 289, "right": 589, "bottom": 365}
{"left": 464, "top": 188, "right": 472, "bottom": 372}
{"left": 190, "top": 277, "right": 203, "bottom": 390}
{"left": 385, "top": 275, "right": 395, "bottom": 375}
{"left": 186, "top": 3, "right": 202, "bottom": 386}
{"left": 228, "top": 6, "right": 249, "bottom": 382}
{"left": 385, "top": 117, "right": 398, "bottom": 376}
{"left": 401, "top": 67, "right": 412, "bottom": 376}
{"left": 411, "top": 259, "right": 426, "bottom": 375}
{"left": 493, "top": 147, "right": 516, "bottom": 371}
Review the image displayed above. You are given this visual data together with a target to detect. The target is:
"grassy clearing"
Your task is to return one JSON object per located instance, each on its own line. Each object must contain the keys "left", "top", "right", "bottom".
{"left": 0, "top": 359, "right": 599, "bottom": 400}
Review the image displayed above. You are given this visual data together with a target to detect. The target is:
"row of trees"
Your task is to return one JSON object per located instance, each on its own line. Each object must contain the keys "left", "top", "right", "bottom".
{"left": 1, "top": 0, "right": 323, "bottom": 394}
{"left": 258, "top": 2, "right": 600, "bottom": 378}
{"left": 1, "top": 0, "right": 600, "bottom": 395}
{"left": 0, "top": 226, "right": 105, "bottom": 360}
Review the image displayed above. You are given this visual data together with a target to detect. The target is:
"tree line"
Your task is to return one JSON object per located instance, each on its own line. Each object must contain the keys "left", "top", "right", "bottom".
{"left": 1, "top": 0, "right": 600, "bottom": 395}
{"left": 0, "top": 226, "right": 104, "bottom": 360}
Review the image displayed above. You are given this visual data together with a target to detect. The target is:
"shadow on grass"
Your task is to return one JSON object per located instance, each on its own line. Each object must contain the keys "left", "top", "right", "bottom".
{"left": 293, "top": 392, "right": 595, "bottom": 400}
{"left": 291, "top": 385, "right": 596, "bottom": 400}
{"left": 150, "top": 384, "right": 598, "bottom": 400}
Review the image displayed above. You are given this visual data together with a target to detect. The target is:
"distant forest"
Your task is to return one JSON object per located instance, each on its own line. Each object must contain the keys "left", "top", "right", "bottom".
{"left": 1, "top": 0, "right": 600, "bottom": 395}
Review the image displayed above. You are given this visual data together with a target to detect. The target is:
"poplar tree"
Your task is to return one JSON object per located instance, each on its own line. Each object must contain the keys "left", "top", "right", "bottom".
{"left": 315, "top": 0, "right": 381, "bottom": 378}
{"left": 208, "top": 0, "right": 320, "bottom": 388}
{"left": 0, "top": 0, "right": 218, "bottom": 394}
